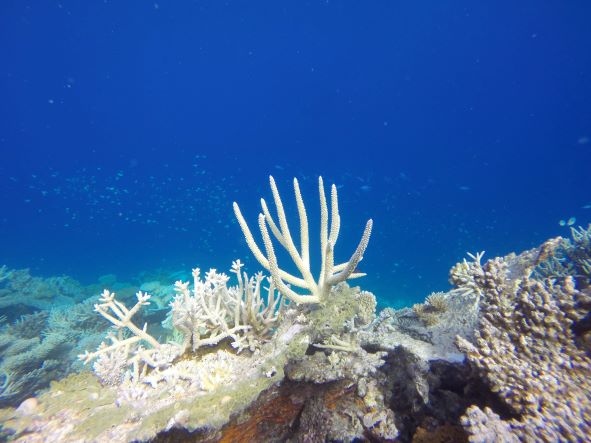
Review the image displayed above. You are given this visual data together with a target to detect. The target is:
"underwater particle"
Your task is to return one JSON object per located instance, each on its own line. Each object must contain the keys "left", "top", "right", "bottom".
{"left": 577, "top": 136, "right": 589, "bottom": 145}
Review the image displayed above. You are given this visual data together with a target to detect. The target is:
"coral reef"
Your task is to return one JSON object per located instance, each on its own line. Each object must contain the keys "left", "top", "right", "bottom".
{"left": 79, "top": 261, "right": 284, "bottom": 386}
{"left": 0, "top": 281, "right": 393, "bottom": 442}
{"left": 0, "top": 180, "right": 590, "bottom": 443}
{"left": 0, "top": 270, "right": 102, "bottom": 408}
{"left": 0, "top": 267, "right": 90, "bottom": 319}
{"left": 0, "top": 312, "right": 62, "bottom": 407}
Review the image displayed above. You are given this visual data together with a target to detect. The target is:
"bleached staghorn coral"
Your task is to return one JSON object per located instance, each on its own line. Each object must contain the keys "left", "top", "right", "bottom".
{"left": 79, "top": 261, "right": 283, "bottom": 384}
{"left": 448, "top": 251, "right": 486, "bottom": 298}
{"left": 170, "top": 260, "right": 283, "bottom": 353}
{"left": 78, "top": 289, "right": 180, "bottom": 384}
{"left": 233, "top": 176, "right": 373, "bottom": 304}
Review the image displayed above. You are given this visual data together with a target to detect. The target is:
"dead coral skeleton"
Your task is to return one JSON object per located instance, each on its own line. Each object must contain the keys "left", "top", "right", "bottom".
{"left": 313, "top": 334, "right": 360, "bottom": 353}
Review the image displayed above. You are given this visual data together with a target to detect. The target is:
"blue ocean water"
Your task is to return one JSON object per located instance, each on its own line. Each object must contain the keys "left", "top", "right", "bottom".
{"left": 1, "top": 1, "right": 590, "bottom": 308}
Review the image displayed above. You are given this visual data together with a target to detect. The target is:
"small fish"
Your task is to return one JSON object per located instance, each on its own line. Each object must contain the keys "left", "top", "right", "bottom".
{"left": 582, "top": 204, "right": 591, "bottom": 209}
{"left": 559, "top": 217, "right": 577, "bottom": 227}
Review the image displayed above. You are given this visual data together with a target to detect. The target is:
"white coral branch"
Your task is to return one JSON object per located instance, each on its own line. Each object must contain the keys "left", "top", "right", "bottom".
{"left": 233, "top": 176, "right": 373, "bottom": 304}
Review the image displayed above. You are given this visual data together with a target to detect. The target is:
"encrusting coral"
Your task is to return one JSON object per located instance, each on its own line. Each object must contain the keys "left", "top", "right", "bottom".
{"left": 233, "top": 175, "right": 373, "bottom": 304}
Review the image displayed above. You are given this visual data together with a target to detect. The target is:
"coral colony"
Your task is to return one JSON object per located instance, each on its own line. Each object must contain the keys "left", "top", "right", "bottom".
{"left": 1, "top": 176, "right": 590, "bottom": 442}
{"left": 233, "top": 176, "right": 373, "bottom": 304}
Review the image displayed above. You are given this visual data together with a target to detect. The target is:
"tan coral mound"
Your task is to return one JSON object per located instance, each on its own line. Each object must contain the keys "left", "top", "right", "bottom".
{"left": 455, "top": 238, "right": 591, "bottom": 441}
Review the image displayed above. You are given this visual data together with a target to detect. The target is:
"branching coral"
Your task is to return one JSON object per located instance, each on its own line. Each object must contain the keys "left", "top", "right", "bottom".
{"left": 0, "top": 266, "right": 88, "bottom": 316}
{"left": 0, "top": 313, "right": 70, "bottom": 407}
{"left": 412, "top": 291, "right": 449, "bottom": 326}
{"left": 448, "top": 251, "right": 486, "bottom": 299}
{"left": 533, "top": 224, "right": 591, "bottom": 285}
{"left": 79, "top": 261, "right": 284, "bottom": 384}
{"left": 565, "top": 224, "right": 591, "bottom": 282}
{"left": 233, "top": 176, "right": 373, "bottom": 304}
{"left": 78, "top": 289, "right": 179, "bottom": 384}
{"left": 170, "top": 260, "right": 283, "bottom": 353}
{"left": 455, "top": 239, "right": 591, "bottom": 441}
